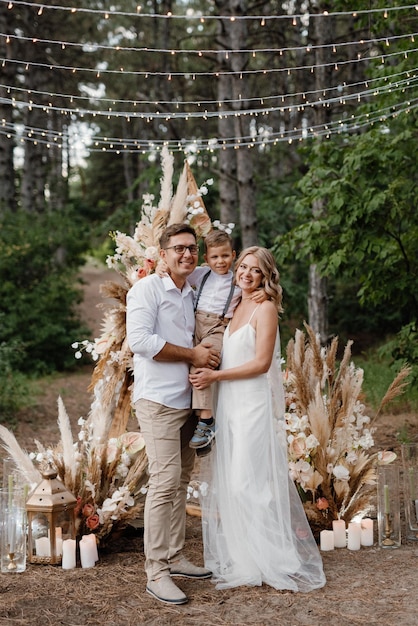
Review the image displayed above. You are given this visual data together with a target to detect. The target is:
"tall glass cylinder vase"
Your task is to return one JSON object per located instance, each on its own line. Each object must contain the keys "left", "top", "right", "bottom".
{"left": 401, "top": 443, "right": 418, "bottom": 541}
{"left": 377, "top": 465, "right": 401, "bottom": 548}
{"left": 0, "top": 488, "right": 27, "bottom": 573}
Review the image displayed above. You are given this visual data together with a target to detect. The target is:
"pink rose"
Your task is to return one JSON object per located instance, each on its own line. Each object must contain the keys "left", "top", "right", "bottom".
{"left": 137, "top": 267, "right": 148, "bottom": 279}
{"left": 316, "top": 497, "right": 329, "bottom": 511}
{"left": 82, "top": 503, "right": 95, "bottom": 518}
{"left": 86, "top": 514, "right": 100, "bottom": 531}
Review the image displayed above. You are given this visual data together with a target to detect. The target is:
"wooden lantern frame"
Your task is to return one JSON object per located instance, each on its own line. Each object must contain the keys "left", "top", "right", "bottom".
{"left": 26, "top": 465, "right": 77, "bottom": 565}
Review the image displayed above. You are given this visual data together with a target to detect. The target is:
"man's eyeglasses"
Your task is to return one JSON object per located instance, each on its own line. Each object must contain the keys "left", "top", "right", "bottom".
{"left": 164, "top": 245, "right": 199, "bottom": 255}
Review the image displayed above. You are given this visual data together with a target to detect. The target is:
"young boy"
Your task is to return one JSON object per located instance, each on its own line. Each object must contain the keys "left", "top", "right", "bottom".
{"left": 187, "top": 230, "right": 240, "bottom": 455}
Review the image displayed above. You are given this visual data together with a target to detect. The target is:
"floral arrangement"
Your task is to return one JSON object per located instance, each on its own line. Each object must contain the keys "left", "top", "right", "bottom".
{"left": 0, "top": 148, "right": 214, "bottom": 545}
{"left": 283, "top": 323, "right": 410, "bottom": 536}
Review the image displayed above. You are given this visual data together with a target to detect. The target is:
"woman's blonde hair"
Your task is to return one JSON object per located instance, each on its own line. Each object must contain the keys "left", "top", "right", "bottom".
{"left": 235, "top": 246, "right": 283, "bottom": 313}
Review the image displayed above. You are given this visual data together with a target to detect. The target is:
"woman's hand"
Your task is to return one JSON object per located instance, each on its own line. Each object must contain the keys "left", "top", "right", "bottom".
{"left": 189, "top": 368, "right": 217, "bottom": 389}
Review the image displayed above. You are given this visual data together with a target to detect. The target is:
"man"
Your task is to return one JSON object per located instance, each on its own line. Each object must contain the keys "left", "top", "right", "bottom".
{"left": 126, "top": 223, "right": 220, "bottom": 605}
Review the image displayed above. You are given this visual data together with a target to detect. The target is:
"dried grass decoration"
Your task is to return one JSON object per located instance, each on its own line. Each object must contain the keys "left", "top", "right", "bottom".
{"left": 0, "top": 148, "right": 214, "bottom": 546}
{"left": 283, "top": 323, "right": 410, "bottom": 537}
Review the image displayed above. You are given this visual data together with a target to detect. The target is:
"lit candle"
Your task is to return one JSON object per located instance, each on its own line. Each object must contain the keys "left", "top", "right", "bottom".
{"left": 320, "top": 530, "right": 334, "bottom": 551}
{"left": 62, "top": 539, "right": 76, "bottom": 570}
{"left": 332, "top": 519, "right": 346, "bottom": 548}
{"left": 35, "top": 536, "right": 51, "bottom": 557}
{"left": 80, "top": 536, "right": 97, "bottom": 568}
{"left": 383, "top": 484, "right": 390, "bottom": 514}
{"left": 347, "top": 522, "right": 361, "bottom": 550}
{"left": 360, "top": 518, "right": 374, "bottom": 547}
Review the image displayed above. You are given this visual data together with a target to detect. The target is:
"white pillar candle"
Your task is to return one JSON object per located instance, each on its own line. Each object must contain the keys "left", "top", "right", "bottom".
{"left": 80, "top": 536, "right": 96, "bottom": 568}
{"left": 360, "top": 518, "right": 374, "bottom": 546}
{"left": 347, "top": 522, "right": 361, "bottom": 550}
{"left": 62, "top": 539, "right": 76, "bottom": 570}
{"left": 320, "top": 530, "right": 334, "bottom": 551}
{"left": 332, "top": 519, "right": 346, "bottom": 548}
{"left": 82, "top": 533, "right": 99, "bottom": 562}
{"left": 35, "top": 536, "right": 51, "bottom": 557}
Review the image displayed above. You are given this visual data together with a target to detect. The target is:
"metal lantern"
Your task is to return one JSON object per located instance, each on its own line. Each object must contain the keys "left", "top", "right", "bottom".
{"left": 26, "top": 464, "right": 77, "bottom": 565}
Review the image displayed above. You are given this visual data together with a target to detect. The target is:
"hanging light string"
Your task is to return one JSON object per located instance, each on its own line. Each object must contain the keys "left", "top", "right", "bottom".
{"left": 2, "top": 29, "right": 417, "bottom": 57}
{"left": 1, "top": 67, "right": 416, "bottom": 112}
{"left": 1, "top": 72, "right": 417, "bottom": 121}
{"left": 2, "top": 0, "right": 418, "bottom": 21}
{"left": 2, "top": 44, "right": 417, "bottom": 79}
{"left": 2, "top": 97, "right": 417, "bottom": 154}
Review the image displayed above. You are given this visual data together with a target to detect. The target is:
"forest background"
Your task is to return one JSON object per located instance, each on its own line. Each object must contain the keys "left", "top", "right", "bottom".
{"left": 1, "top": 0, "right": 418, "bottom": 424}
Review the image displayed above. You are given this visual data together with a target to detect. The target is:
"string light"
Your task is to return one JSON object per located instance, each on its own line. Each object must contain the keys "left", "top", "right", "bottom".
{"left": 1, "top": 1, "right": 417, "bottom": 155}
{"left": 2, "top": 29, "right": 416, "bottom": 56}
{"left": 2, "top": 0, "right": 415, "bottom": 21}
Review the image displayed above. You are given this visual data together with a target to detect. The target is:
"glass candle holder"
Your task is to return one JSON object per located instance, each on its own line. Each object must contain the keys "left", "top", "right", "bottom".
{"left": 0, "top": 489, "right": 27, "bottom": 573}
{"left": 377, "top": 464, "right": 401, "bottom": 548}
{"left": 401, "top": 443, "right": 418, "bottom": 541}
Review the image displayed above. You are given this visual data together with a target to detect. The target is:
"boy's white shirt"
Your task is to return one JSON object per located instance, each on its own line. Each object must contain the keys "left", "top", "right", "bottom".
{"left": 188, "top": 266, "right": 241, "bottom": 319}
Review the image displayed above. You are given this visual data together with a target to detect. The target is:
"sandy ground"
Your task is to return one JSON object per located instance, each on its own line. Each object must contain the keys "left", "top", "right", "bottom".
{"left": 1, "top": 263, "right": 418, "bottom": 626}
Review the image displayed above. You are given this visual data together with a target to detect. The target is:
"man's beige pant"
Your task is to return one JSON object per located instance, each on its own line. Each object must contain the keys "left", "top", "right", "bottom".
{"left": 134, "top": 399, "right": 196, "bottom": 581}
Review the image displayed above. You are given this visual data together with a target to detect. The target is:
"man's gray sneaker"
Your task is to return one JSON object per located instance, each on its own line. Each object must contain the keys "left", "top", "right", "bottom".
{"left": 146, "top": 575, "right": 188, "bottom": 605}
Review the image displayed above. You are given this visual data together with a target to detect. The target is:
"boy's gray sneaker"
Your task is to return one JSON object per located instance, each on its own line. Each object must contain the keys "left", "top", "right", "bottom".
{"left": 189, "top": 420, "right": 215, "bottom": 449}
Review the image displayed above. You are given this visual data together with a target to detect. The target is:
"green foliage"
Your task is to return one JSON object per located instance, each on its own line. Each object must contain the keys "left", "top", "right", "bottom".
{"left": 355, "top": 349, "right": 418, "bottom": 414}
{"left": 0, "top": 336, "right": 32, "bottom": 424}
{"left": 273, "top": 119, "right": 418, "bottom": 328}
{"left": 0, "top": 209, "right": 90, "bottom": 374}
{"left": 377, "top": 322, "right": 418, "bottom": 381}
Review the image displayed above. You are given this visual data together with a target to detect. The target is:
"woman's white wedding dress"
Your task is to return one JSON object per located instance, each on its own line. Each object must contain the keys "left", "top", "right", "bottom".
{"left": 200, "top": 316, "right": 326, "bottom": 591}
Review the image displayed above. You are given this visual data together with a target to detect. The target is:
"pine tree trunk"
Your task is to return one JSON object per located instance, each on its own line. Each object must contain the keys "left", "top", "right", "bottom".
{"left": 0, "top": 3, "right": 16, "bottom": 212}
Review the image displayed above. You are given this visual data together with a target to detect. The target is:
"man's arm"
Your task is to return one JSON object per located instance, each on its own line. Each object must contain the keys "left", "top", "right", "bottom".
{"left": 154, "top": 342, "right": 220, "bottom": 368}
{"left": 126, "top": 278, "right": 220, "bottom": 368}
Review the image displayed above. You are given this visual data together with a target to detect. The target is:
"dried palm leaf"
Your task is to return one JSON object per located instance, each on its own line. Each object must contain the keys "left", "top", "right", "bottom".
{"left": 0, "top": 425, "right": 41, "bottom": 487}
{"left": 168, "top": 160, "right": 188, "bottom": 225}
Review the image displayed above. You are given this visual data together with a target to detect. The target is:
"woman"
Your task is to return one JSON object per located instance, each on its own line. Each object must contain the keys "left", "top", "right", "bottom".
{"left": 190, "top": 247, "right": 325, "bottom": 592}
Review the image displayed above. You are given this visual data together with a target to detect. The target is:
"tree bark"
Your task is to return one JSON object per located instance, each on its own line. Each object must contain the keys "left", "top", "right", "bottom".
{"left": 0, "top": 3, "right": 16, "bottom": 212}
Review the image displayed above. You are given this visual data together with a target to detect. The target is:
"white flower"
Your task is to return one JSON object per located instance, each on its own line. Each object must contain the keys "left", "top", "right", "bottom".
{"left": 333, "top": 465, "right": 350, "bottom": 480}
{"left": 71, "top": 342, "right": 79, "bottom": 348}
{"left": 74, "top": 351, "right": 82, "bottom": 359}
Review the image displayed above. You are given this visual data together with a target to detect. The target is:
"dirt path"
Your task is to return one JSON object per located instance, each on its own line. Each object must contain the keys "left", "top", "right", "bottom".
{"left": 2, "top": 263, "right": 418, "bottom": 626}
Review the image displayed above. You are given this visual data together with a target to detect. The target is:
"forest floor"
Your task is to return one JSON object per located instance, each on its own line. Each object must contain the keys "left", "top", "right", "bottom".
{"left": 1, "top": 263, "right": 418, "bottom": 626}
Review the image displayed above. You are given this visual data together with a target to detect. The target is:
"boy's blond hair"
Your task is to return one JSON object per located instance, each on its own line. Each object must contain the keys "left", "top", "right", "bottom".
{"left": 204, "top": 230, "right": 233, "bottom": 252}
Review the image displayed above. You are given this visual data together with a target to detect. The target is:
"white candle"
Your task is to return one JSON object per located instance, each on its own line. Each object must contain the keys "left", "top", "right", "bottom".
{"left": 47, "top": 527, "right": 63, "bottom": 554}
{"left": 82, "top": 533, "right": 99, "bottom": 562}
{"left": 360, "top": 518, "right": 374, "bottom": 546}
{"left": 383, "top": 484, "right": 390, "bottom": 514}
{"left": 80, "top": 536, "right": 97, "bottom": 568}
{"left": 56, "top": 537, "right": 63, "bottom": 556}
{"left": 35, "top": 536, "right": 51, "bottom": 557}
{"left": 62, "top": 539, "right": 76, "bottom": 570}
{"left": 8, "top": 515, "right": 16, "bottom": 554}
{"left": 332, "top": 519, "right": 346, "bottom": 548}
{"left": 320, "top": 530, "right": 334, "bottom": 551}
{"left": 347, "top": 522, "right": 361, "bottom": 550}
